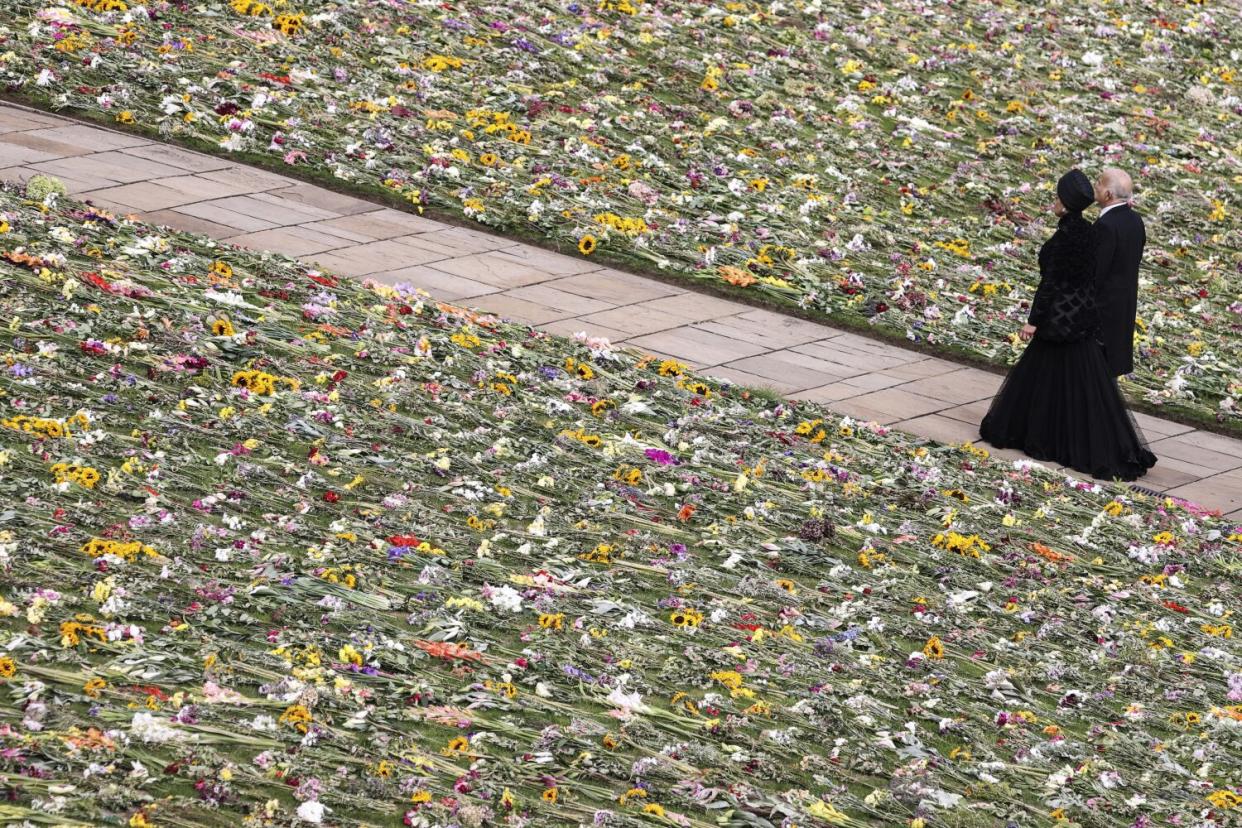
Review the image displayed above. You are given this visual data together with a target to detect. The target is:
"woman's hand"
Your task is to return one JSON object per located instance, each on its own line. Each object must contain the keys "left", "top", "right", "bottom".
{"left": 1019, "top": 323, "right": 1037, "bottom": 341}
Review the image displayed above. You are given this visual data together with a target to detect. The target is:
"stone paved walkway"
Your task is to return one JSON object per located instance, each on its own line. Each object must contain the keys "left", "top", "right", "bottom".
{"left": 3, "top": 101, "right": 1240, "bottom": 520}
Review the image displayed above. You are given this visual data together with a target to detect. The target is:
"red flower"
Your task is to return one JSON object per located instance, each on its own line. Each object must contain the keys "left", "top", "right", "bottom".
{"left": 81, "top": 271, "right": 113, "bottom": 292}
{"left": 1162, "top": 600, "right": 1189, "bottom": 614}
{"left": 307, "top": 272, "right": 339, "bottom": 287}
{"left": 323, "top": 491, "right": 340, "bottom": 503}
{"left": 387, "top": 535, "right": 421, "bottom": 547}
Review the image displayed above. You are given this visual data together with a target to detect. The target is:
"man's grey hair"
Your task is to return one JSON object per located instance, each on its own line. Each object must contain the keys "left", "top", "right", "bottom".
{"left": 1099, "top": 167, "right": 1133, "bottom": 201}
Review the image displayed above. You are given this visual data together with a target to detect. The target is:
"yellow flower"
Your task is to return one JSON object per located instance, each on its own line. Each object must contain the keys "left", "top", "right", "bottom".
{"left": 0, "top": 656, "right": 16, "bottom": 678}
{"left": 923, "top": 636, "right": 945, "bottom": 659}
{"left": 669, "top": 607, "right": 703, "bottom": 627}
{"left": 541, "top": 787, "right": 559, "bottom": 805}
{"left": 578, "top": 234, "right": 598, "bottom": 255}
{"left": 424, "top": 54, "right": 464, "bottom": 72}
{"left": 338, "top": 643, "right": 363, "bottom": 667}
{"left": 212, "top": 318, "right": 235, "bottom": 337}
{"left": 278, "top": 704, "right": 312, "bottom": 733}
{"left": 272, "top": 13, "right": 304, "bottom": 36}
{"left": 657, "top": 359, "right": 686, "bottom": 377}
{"left": 116, "top": 111, "right": 135, "bottom": 125}
{"left": 806, "top": 800, "right": 848, "bottom": 824}
{"left": 1207, "top": 789, "right": 1241, "bottom": 809}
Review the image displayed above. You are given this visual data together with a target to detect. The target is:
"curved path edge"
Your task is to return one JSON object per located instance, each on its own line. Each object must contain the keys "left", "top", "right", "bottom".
{"left": 2, "top": 101, "right": 1240, "bottom": 519}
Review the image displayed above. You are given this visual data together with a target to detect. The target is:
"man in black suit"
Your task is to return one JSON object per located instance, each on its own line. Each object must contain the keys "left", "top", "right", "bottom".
{"left": 1092, "top": 168, "right": 1145, "bottom": 377}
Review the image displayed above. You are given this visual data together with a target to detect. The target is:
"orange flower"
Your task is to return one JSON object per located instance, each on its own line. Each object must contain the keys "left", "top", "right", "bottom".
{"left": 1031, "top": 542, "right": 1073, "bottom": 564}
{"left": 414, "top": 639, "right": 485, "bottom": 663}
{"left": 718, "top": 265, "right": 756, "bottom": 287}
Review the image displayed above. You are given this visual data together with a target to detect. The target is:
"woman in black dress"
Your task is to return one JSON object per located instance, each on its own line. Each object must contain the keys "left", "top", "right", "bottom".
{"left": 979, "top": 169, "right": 1156, "bottom": 481}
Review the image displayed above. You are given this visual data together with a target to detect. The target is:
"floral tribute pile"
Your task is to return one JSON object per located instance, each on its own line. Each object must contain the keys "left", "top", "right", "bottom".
{"left": 2, "top": 0, "right": 1241, "bottom": 428}
{"left": 1, "top": 178, "right": 1241, "bottom": 828}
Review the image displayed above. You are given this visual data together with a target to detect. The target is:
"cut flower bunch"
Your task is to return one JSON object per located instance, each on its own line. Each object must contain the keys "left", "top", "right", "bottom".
{"left": 1, "top": 180, "right": 1241, "bottom": 827}
{"left": 1, "top": 0, "right": 1240, "bottom": 429}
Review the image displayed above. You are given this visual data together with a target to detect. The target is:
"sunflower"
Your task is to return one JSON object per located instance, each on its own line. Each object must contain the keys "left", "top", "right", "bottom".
{"left": 210, "top": 260, "right": 233, "bottom": 279}
{"left": 480, "top": 153, "right": 498, "bottom": 166}
{"left": 578, "top": 234, "right": 598, "bottom": 255}
{"left": 669, "top": 607, "right": 703, "bottom": 628}
{"left": 657, "top": 359, "right": 685, "bottom": 377}
{"left": 272, "top": 13, "right": 303, "bottom": 35}
{"left": 923, "top": 635, "right": 945, "bottom": 660}
{"left": 0, "top": 656, "right": 16, "bottom": 678}
{"left": 541, "top": 788, "right": 559, "bottom": 805}
{"left": 212, "top": 319, "right": 235, "bottom": 337}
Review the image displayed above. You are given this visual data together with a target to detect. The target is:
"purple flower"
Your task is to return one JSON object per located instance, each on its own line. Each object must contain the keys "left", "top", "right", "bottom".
{"left": 644, "top": 449, "right": 679, "bottom": 466}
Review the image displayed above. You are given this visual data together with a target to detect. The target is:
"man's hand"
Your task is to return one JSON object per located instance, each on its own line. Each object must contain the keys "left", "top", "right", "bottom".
{"left": 1019, "top": 323, "right": 1037, "bottom": 341}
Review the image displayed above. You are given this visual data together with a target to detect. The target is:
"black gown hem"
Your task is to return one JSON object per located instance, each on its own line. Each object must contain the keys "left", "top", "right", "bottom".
{"left": 978, "top": 336, "right": 1156, "bottom": 483}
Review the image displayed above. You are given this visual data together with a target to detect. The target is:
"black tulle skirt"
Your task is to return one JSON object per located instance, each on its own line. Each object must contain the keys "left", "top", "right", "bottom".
{"left": 979, "top": 337, "right": 1157, "bottom": 481}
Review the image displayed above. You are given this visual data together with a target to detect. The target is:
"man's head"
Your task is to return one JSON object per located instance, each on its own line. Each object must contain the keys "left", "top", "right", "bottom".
{"left": 1094, "top": 167, "right": 1133, "bottom": 208}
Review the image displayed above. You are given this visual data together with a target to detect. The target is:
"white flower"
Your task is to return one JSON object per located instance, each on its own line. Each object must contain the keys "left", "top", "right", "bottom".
{"left": 296, "top": 801, "right": 326, "bottom": 823}
{"left": 130, "top": 712, "right": 184, "bottom": 744}
{"left": 606, "top": 687, "right": 647, "bottom": 713}
{"left": 1081, "top": 51, "right": 1104, "bottom": 66}
{"left": 488, "top": 585, "right": 523, "bottom": 613}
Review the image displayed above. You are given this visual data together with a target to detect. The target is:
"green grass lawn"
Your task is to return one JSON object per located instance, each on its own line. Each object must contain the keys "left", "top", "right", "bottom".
{"left": 1, "top": 178, "right": 1240, "bottom": 827}
{"left": 2, "top": 0, "right": 1239, "bottom": 433}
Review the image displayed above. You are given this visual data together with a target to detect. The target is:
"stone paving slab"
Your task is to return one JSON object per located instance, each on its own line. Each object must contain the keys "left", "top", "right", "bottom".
{"left": 3, "top": 101, "right": 1240, "bottom": 518}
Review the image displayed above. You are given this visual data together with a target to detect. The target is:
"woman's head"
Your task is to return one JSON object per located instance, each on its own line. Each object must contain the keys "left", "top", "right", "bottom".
{"left": 1054, "top": 169, "right": 1094, "bottom": 216}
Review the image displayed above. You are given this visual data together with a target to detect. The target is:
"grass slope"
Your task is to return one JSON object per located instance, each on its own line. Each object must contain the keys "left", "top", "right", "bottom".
{"left": 1, "top": 0, "right": 1239, "bottom": 431}
{"left": 1, "top": 181, "right": 1240, "bottom": 828}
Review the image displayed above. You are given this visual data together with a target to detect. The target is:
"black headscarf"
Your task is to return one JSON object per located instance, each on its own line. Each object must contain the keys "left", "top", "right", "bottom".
{"left": 1056, "top": 169, "right": 1094, "bottom": 213}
